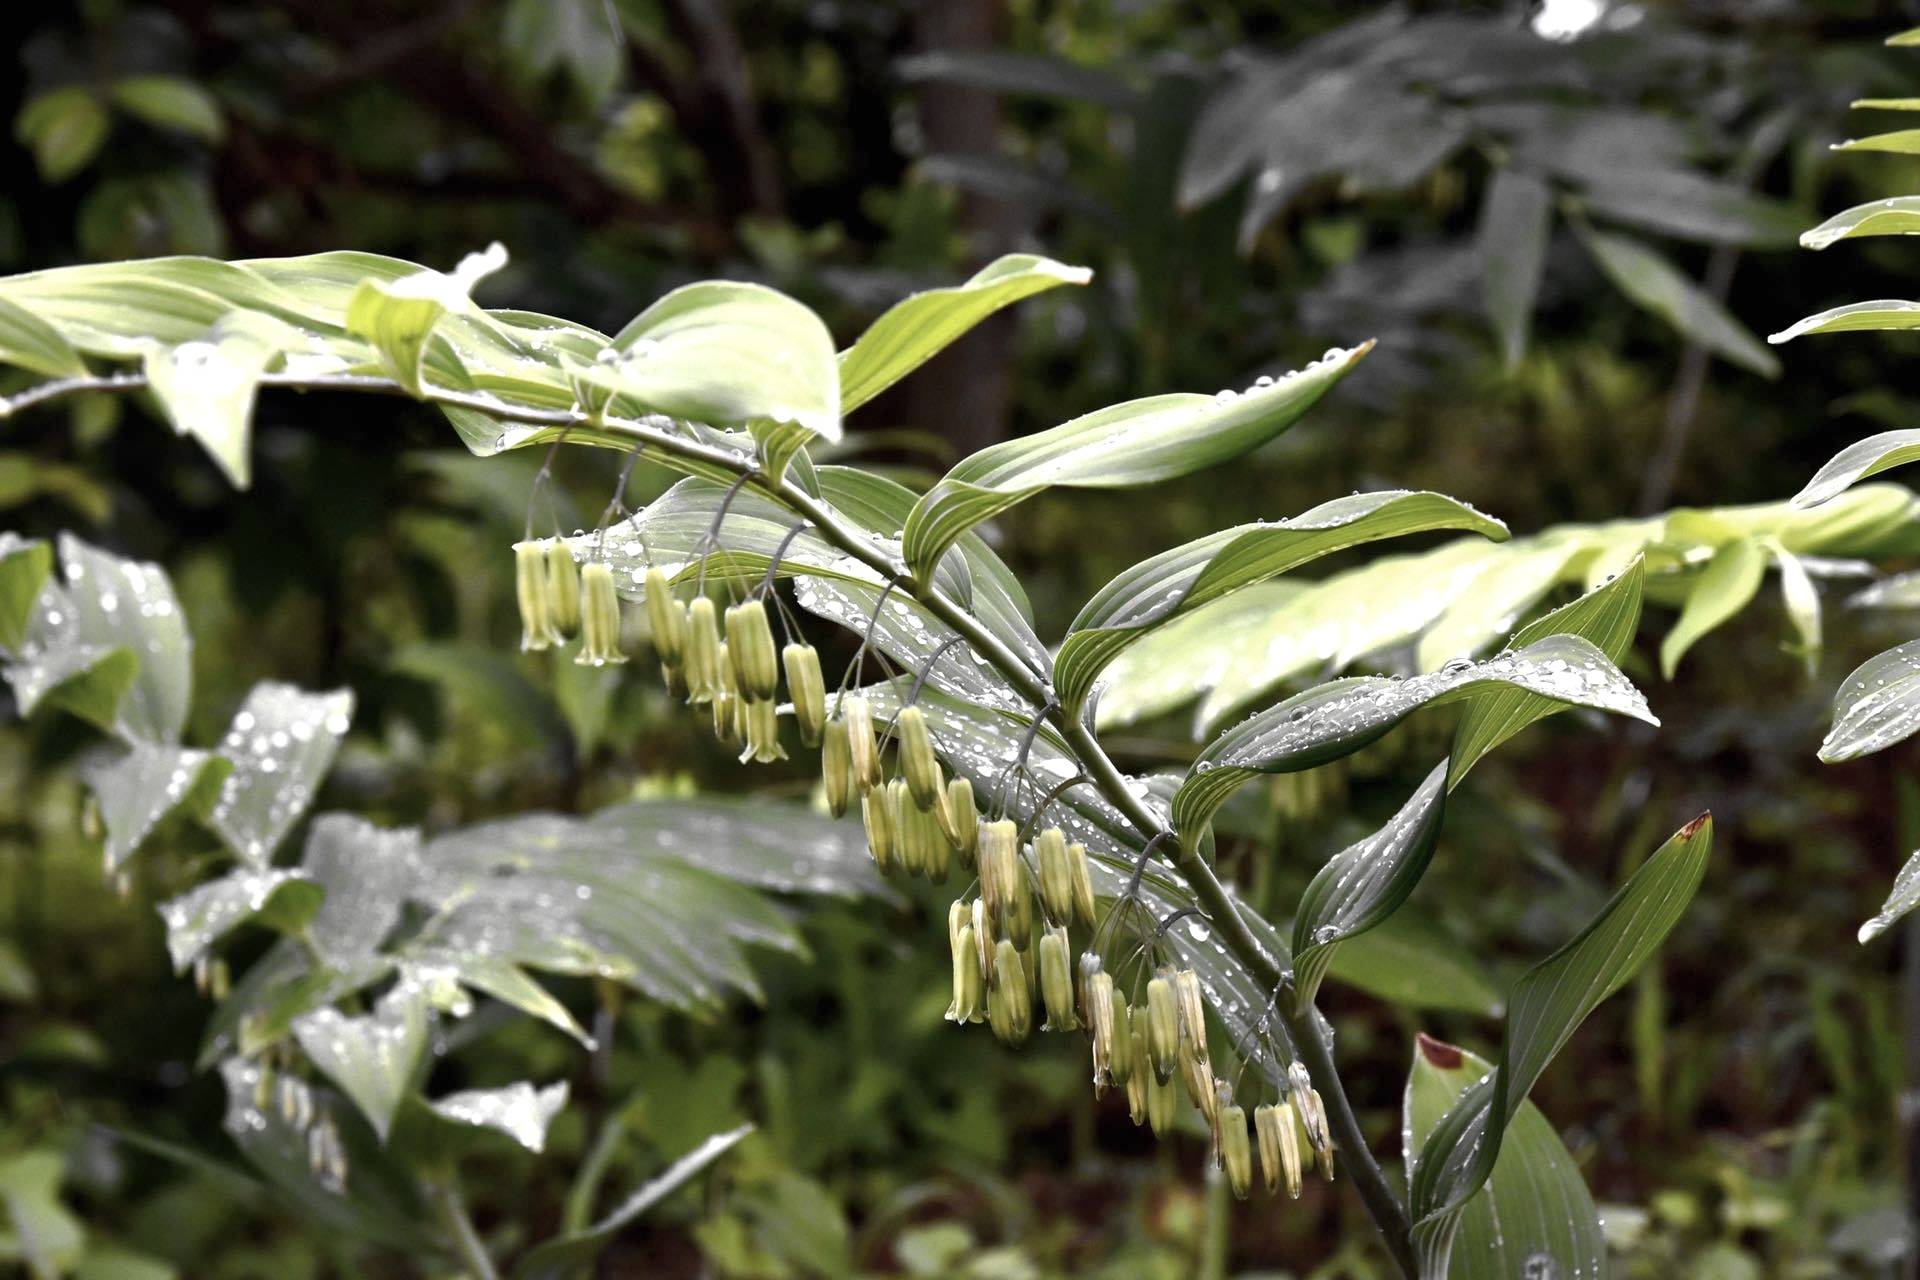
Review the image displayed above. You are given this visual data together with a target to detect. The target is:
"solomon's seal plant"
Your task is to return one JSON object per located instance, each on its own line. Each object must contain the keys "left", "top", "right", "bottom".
{"left": 0, "top": 244, "right": 1730, "bottom": 1277}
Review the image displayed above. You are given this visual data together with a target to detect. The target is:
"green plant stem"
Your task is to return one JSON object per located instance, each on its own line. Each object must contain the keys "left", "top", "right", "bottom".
{"left": 426, "top": 1175, "right": 499, "bottom": 1280}
{"left": 12, "top": 368, "right": 1420, "bottom": 1277}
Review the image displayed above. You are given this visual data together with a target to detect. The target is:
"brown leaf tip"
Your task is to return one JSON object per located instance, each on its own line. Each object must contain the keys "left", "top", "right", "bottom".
{"left": 1679, "top": 812, "right": 1712, "bottom": 838}
{"left": 1415, "top": 1032, "right": 1463, "bottom": 1069}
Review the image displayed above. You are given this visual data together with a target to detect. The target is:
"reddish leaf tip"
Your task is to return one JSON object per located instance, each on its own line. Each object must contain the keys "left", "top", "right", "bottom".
{"left": 1678, "top": 812, "right": 1712, "bottom": 838}
{"left": 1415, "top": 1031, "right": 1463, "bottom": 1069}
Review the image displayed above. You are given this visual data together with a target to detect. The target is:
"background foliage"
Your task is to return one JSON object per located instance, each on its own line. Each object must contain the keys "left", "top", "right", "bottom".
{"left": 5, "top": 0, "right": 1920, "bottom": 1276}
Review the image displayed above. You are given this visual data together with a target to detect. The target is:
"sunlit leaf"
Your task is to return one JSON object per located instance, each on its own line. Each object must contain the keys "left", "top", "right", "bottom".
{"left": 1171, "top": 635, "right": 1655, "bottom": 850}
{"left": 1660, "top": 537, "right": 1766, "bottom": 677}
{"left": 143, "top": 313, "right": 297, "bottom": 487}
{"left": 291, "top": 978, "right": 431, "bottom": 1141}
{"left": 0, "top": 297, "right": 89, "bottom": 379}
{"left": 428, "top": 1081, "right": 569, "bottom": 1153}
{"left": 1291, "top": 763, "right": 1448, "bottom": 1011}
{"left": 1770, "top": 299, "right": 1920, "bottom": 342}
{"left": 1834, "top": 129, "right": 1920, "bottom": 155}
{"left": 84, "top": 742, "right": 230, "bottom": 873}
{"left": 206, "top": 682, "right": 354, "bottom": 864}
{"left": 901, "top": 344, "right": 1369, "bottom": 589}
{"left": 838, "top": 254, "right": 1091, "bottom": 412}
{"left": 1056, "top": 490, "right": 1506, "bottom": 713}
{"left": 1796, "top": 431, "right": 1920, "bottom": 509}
{"left": 346, "top": 243, "right": 507, "bottom": 393}
{"left": 158, "top": 867, "right": 322, "bottom": 972}
{"left": 1822, "top": 639, "right": 1920, "bottom": 762}
{"left": 1801, "top": 196, "right": 1920, "bottom": 249}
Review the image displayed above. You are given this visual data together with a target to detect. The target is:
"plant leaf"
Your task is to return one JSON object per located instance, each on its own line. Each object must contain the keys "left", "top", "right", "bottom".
{"left": 1795, "top": 430, "right": 1920, "bottom": 509}
{"left": 16, "top": 87, "right": 110, "bottom": 183}
{"left": 1578, "top": 227, "right": 1779, "bottom": 377}
{"left": 0, "top": 534, "right": 53, "bottom": 651}
{"left": 1290, "top": 762, "right": 1448, "bottom": 1011}
{"left": 83, "top": 742, "right": 231, "bottom": 873}
{"left": 0, "top": 297, "right": 89, "bottom": 379}
{"left": 158, "top": 866, "right": 322, "bottom": 972}
{"left": 1801, "top": 196, "right": 1920, "bottom": 249}
{"left": 1408, "top": 816, "right": 1712, "bottom": 1278}
{"left": 429, "top": 1082, "right": 569, "bottom": 1153}
{"left": 1834, "top": 129, "right": 1920, "bottom": 155}
{"left": 1056, "top": 490, "right": 1506, "bottom": 713}
{"left": 291, "top": 977, "right": 432, "bottom": 1141}
{"left": 206, "top": 683, "right": 354, "bottom": 864}
{"left": 142, "top": 313, "right": 296, "bottom": 487}
{"left": 1478, "top": 169, "right": 1552, "bottom": 369}
{"left": 1770, "top": 299, "right": 1920, "bottom": 342}
{"left": 1404, "top": 1035, "right": 1604, "bottom": 1280}
{"left": 1448, "top": 557, "right": 1645, "bottom": 788}
{"left": 837, "top": 255, "right": 1090, "bottom": 413}
{"left": 1328, "top": 913, "right": 1502, "bottom": 1016}
{"left": 1171, "top": 635, "right": 1655, "bottom": 850}
{"left": 109, "top": 75, "right": 224, "bottom": 142}
{"left": 345, "top": 243, "right": 507, "bottom": 393}
{"left": 901, "top": 344, "right": 1369, "bottom": 588}
{"left": 512, "top": 1125, "right": 753, "bottom": 1280}
{"left": 1860, "top": 848, "right": 1920, "bottom": 944}
{"left": 1822, "top": 639, "right": 1920, "bottom": 762}
{"left": 1660, "top": 537, "right": 1766, "bottom": 677}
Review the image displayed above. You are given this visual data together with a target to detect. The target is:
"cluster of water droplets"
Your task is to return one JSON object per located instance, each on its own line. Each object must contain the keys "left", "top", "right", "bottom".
{"left": 207, "top": 682, "right": 354, "bottom": 865}
{"left": 428, "top": 1081, "right": 570, "bottom": 1153}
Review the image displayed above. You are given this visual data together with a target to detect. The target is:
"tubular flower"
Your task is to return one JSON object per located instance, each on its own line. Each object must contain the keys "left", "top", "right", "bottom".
{"left": 842, "top": 695, "right": 882, "bottom": 793}
{"left": 895, "top": 705, "right": 943, "bottom": 810}
{"left": 726, "top": 600, "right": 779, "bottom": 701}
{"left": 643, "top": 566, "right": 686, "bottom": 667}
{"left": 946, "top": 902, "right": 984, "bottom": 1023}
{"left": 1038, "top": 925, "right": 1078, "bottom": 1032}
{"left": 1066, "top": 840, "right": 1096, "bottom": 928}
{"left": 545, "top": 539, "right": 581, "bottom": 636}
{"left": 939, "top": 778, "right": 979, "bottom": 865}
{"left": 1146, "top": 975, "right": 1178, "bottom": 1083}
{"left": 821, "top": 717, "right": 853, "bottom": 817}
{"left": 1086, "top": 966, "right": 1117, "bottom": 1090}
{"left": 685, "top": 596, "right": 723, "bottom": 703}
{"left": 890, "top": 779, "right": 925, "bottom": 877}
{"left": 987, "top": 939, "right": 1031, "bottom": 1046}
{"left": 1220, "top": 1104, "right": 1253, "bottom": 1199}
{"left": 577, "top": 561, "right": 627, "bottom": 665}
{"left": 1109, "top": 997, "right": 1134, "bottom": 1086}
{"left": 514, "top": 540, "right": 559, "bottom": 651}
{"left": 739, "top": 697, "right": 786, "bottom": 764}
{"left": 1256, "top": 1102, "right": 1302, "bottom": 1198}
{"left": 783, "top": 643, "right": 826, "bottom": 746}
{"left": 1035, "top": 827, "right": 1073, "bottom": 925}
{"left": 861, "top": 786, "right": 896, "bottom": 871}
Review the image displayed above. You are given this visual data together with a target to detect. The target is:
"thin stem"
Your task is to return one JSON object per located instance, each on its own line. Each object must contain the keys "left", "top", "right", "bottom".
{"left": 10, "top": 365, "right": 1418, "bottom": 1276}
{"left": 426, "top": 1175, "right": 498, "bottom": 1280}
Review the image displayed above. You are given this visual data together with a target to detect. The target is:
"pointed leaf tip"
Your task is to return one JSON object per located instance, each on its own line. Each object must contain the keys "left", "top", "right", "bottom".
{"left": 1415, "top": 1032, "right": 1464, "bottom": 1069}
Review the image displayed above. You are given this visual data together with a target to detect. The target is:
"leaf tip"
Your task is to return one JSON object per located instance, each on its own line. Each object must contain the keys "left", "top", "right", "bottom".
{"left": 1415, "top": 1031, "right": 1464, "bottom": 1069}
{"left": 1677, "top": 812, "right": 1711, "bottom": 840}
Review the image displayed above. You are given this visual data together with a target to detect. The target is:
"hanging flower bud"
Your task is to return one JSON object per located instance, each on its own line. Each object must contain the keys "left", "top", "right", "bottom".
{"left": 861, "top": 786, "right": 896, "bottom": 872}
{"left": 821, "top": 717, "right": 853, "bottom": 818}
{"left": 1038, "top": 925, "right": 1078, "bottom": 1032}
{"left": 1126, "top": 1050, "right": 1150, "bottom": 1126}
{"left": 947, "top": 902, "right": 983, "bottom": 1023}
{"left": 576, "top": 561, "right": 628, "bottom": 665}
{"left": 644, "top": 567, "right": 686, "bottom": 667}
{"left": 890, "top": 779, "right": 924, "bottom": 877}
{"left": 971, "top": 898, "right": 993, "bottom": 979}
{"left": 1146, "top": 1061, "right": 1180, "bottom": 1136}
{"left": 1087, "top": 965, "right": 1116, "bottom": 1090}
{"left": 545, "top": 540, "right": 581, "bottom": 636}
{"left": 919, "top": 801, "right": 952, "bottom": 882}
{"left": 988, "top": 939, "right": 1031, "bottom": 1046}
{"left": 726, "top": 600, "right": 780, "bottom": 701}
{"left": 1182, "top": 1054, "right": 1219, "bottom": 1127}
{"left": 1146, "top": 975, "right": 1179, "bottom": 1082}
{"left": 1109, "top": 997, "right": 1134, "bottom": 1087}
{"left": 783, "top": 643, "right": 826, "bottom": 746}
{"left": 685, "top": 597, "right": 723, "bottom": 703}
{"left": 1220, "top": 1104, "right": 1253, "bottom": 1199}
{"left": 895, "top": 705, "right": 943, "bottom": 810}
{"left": 740, "top": 698, "right": 786, "bottom": 764}
{"left": 711, "top": 644, "right": 739, "bottom": 741}
{"left": 1286, "top": 1063, "right": 1334, "bottom": 1176}
{"left": 1256, "top": 1103, "right": 1301, "bottom": 1198}
{"left": 1066, "top": 841, "right": 1096, "bottom": 928}
{"left": 514, "top": 541, "right": 559, "bottom": 651}
{"left": 939, "top": 778, "right": 979, "bottom": 866}
{"left": 1035, "top": 827, "right": 1072, "bottom": 925}
{"left": 842, "top": 695, "right": 881, "bottom": 793}
{"left": 1173, "top": 968, "right": 1208, "bottom": 1054}
{"left": 978, "top": 819, "right": 1018, "bottom": 936}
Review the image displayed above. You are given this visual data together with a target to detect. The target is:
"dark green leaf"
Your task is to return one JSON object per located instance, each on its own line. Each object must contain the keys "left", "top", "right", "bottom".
{"left": 1478, "top": 169, "right": 1551, "bottom": 369}
{"left": 1579, "top": 227, "right": 1779, "bottom": 377}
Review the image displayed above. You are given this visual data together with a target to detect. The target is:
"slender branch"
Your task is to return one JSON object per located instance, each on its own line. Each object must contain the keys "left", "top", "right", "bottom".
{"left": 6, "top": 366, "right": 1418, "bottom": 1274}
{"left": 425, "top": 1175, "right": 498, "bottom": 1280}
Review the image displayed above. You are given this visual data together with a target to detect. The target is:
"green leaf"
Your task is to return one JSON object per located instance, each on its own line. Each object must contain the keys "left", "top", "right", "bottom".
{"left": 1171, "top": 635, "right": 1655, "bottom": 851}
{"left": 108, "top": 75, "right": 224, "bottom": 142}
{"left": 1290, "top": 762, "right": 1448, "bottom": 1012}
{"left": 1796, "top": 431, "right": 1920, "bottom": 509}
{"left": 1851, "top": 570, "right": 1920, "bottom": 610}
{"left": 838, "top": 254, "right": 1090, "bottom": 412}
{"left": 1055, "top": 489, "right": 1506, "bottom": 713}
{"left": 142, "top": 313, "right": 296, "bottom": 487}
{"left": 1770, "top": 299, "right": 1920, "bottom": 342}
{"left": 901, "top": 343, "right": 1370, "bottom": 588}
{"left": 15, "top": 87, "right": 110, "bottom": 183}
{"left": 157, "top": 867, "right": 323, "bottom": 972}
{"left": 1478, "top": 169, "right": 1551, "bottom": 369}
{"left": 1578, "top": 226, "right": 1780, "bottom": 377}
{"left": 1859, "top": 848, "right": 1920, "bottom": 944}
{"left": 291, "top": 977, "right": 432, "bottom": 1141}
{"left": 1408, "top": 816, "right": 1713, "bottom": 1278}
{"left": 1579, "top": 170, "right": 1803, "bottom": 247}
{"left": 1404, "top": 1036, "right": 1604, "bottom": 1280}
{"left": 346, "top": 244, "right": 508, "bottom": 393}
{"left": 1771, "top": 543, "right": 1822, "bottom": 672}
{"left": 0, "top": 534, "right": 53, "bottom": 652}
{"left": 1821, "top": 639, "right": 1920, "bottom": 762}
{"left": 1834, "top": 129, "right": 1920, "bottom": 155}
{"left": 581, "top": 281, "right": 841, "bottom": 476}
{"left": 1448, "top": 556, "right": 1646, "bottom": 788}
{"left": 0, "top": 297, "right": 89, "bottom": 379}
{"left": 298, "top": 816, "right": 421, "bottom": 966}
{"left": 1414, "top": 540, "right": 1586, "bottom": 673}
{"left": 206, "top": 682, "right": 354, "bottom": 864}
{"left": 512, "top": 1125, "right": 752, "bottom": 1280}
{"left": 428, "top": 1081, "right": 570, "bottom": 1152}
{"left": 83, "top": 743, "right": 230, "bottom": 873}
{"left": 0, "top": 1150, "right": 85, "bottom": 1278}
{"left": 1660, "top": 537, "right": 1766, "bottom": 677}
{"left": 1326, "top": 913, "right": 1502, "bottom": 1016}
{"left": 1801, "top": 197, "right": 1920, "bottom": 249}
